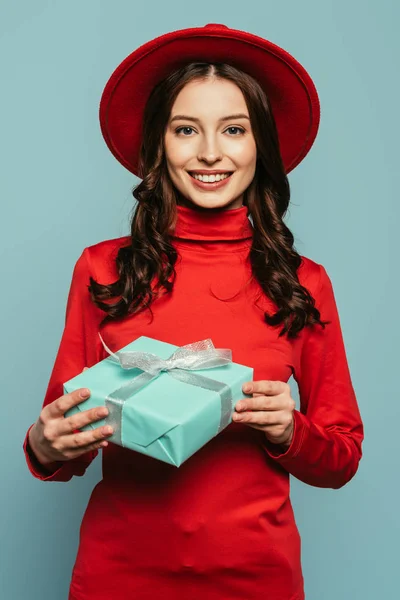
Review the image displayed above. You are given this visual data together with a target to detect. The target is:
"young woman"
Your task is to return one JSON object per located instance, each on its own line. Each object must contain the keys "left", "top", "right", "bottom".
{"left": 24, "top": 24, "right": 364, "bottom": 600}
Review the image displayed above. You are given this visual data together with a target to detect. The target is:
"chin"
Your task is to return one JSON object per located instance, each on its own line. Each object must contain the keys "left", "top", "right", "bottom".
{"left": 194, "top": 200, "right": 242, "bottom": 212}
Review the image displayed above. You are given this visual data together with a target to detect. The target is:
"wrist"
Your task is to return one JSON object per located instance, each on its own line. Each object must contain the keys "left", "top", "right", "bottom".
{"left": 28, "top": 425, "right": 60, "bottom": 469}
{"left": 264, "top": 422, "right": 294, "bottom": 449}
{"left": 279, "top": 436, "right": 292, "bottom": 450}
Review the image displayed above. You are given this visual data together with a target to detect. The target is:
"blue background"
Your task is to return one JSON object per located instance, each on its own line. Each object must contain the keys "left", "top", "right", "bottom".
{"left": 1, "top": 1, "right": 397, "bottom": 598}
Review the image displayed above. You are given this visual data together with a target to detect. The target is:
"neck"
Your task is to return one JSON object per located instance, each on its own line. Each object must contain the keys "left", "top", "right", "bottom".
{"left": 171, "top": 203, "right": 253, "bottom": 250}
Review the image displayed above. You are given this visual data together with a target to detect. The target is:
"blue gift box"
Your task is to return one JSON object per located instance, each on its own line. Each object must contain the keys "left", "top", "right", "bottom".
{"left": 64, "top": 336, "right": 253, "bottom": 467}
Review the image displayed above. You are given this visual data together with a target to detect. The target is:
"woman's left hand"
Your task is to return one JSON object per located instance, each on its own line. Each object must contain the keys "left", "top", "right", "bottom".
{"left": 233, "top": 380, "right": 295, "bottom": 448}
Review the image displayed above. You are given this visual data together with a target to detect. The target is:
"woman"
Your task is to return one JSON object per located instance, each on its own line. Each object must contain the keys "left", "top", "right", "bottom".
{"left": 24, "top": 24, "right": 364, "bottom": 600}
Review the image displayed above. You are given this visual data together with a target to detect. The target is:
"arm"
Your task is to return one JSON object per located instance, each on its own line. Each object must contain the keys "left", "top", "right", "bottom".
{"left": 262, "top": 264, "right": 364, "bottom": 489}
{"left": 23, "top": 248, "right": 104, "bottom": 481}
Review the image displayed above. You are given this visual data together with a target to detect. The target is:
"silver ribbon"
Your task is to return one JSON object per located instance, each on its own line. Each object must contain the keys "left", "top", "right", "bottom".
{"left": 98, "top": 334, "right": 234, "bottom": 445}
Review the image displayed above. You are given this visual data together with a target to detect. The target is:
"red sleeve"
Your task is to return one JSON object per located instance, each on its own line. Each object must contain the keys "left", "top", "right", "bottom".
{"left": 261, "top": 263, "right": 364, "bottom": 489}
{"left": 23, "top": 248, "right": 105, "bottom": 482}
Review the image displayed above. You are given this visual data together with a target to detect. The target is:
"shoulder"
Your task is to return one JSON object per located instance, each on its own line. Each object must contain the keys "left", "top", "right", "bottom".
{"left": 298, "top": 255, "right": 337, "bottom": 320}
{"left": 297, "top": 255, "right": 331, "bottom": 299}
{"left": 75, "top": 235, "right": 130, "bottom": 284}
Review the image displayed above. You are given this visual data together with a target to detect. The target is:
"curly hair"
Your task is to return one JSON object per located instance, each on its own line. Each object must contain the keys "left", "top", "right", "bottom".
{"left": 89, "top": 62, "right": 328, "bottom": 340}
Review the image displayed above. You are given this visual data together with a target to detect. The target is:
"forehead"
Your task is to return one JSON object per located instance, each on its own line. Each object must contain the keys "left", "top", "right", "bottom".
{"left": 170, "top": 78, "right": 248, "bottom": 116}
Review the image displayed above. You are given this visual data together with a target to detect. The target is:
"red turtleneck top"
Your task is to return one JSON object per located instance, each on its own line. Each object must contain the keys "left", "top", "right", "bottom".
{"left": 23, "top": 204, "right": 363, "bottom": 600}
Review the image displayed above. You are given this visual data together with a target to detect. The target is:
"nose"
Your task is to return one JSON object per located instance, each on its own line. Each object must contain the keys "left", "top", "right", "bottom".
{"left": 197, "top": 134, "right": 223, "bottom": 164}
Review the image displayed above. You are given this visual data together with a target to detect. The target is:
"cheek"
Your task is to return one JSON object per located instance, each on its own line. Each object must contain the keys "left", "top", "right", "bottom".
{"left": 165, "top": 137, "right": 193, "bottom": 169}
{"left": 230, "top": 140, "right": 257, "bottom": 171}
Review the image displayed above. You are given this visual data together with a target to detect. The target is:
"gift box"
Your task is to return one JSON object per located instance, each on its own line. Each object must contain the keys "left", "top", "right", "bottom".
{"left": 64, "top": 335, "right": 253, "bottom": 467}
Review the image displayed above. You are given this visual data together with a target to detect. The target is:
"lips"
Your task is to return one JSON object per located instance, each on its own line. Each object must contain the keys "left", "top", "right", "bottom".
{"left": 188, "top": 172, "right": 233, "bottom": 182}
{"left": 187, "top": 171, "right": 233, "bottom": 190}
{"left": 188, "top": 171, "right": 233, "bottom": 179}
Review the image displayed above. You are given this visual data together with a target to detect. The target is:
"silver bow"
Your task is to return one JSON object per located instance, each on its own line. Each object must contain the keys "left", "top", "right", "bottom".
{"left": 98, "top": 334, "right": 234, "bottom": 445}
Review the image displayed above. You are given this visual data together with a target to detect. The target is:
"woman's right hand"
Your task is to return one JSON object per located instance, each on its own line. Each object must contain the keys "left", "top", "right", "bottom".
{"left": 28, "top": 383, "right": 114, "bottom": 467}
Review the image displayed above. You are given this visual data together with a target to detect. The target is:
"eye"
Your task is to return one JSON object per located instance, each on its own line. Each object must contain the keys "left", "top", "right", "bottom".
{"left": 175, "top": 126, "right": 195, "bottom": 136}
{"left": 174, "top": 125, "right": 245, "bottom": 136}
{"left": 225, "top": 126, "right": 245, "bottom": 135}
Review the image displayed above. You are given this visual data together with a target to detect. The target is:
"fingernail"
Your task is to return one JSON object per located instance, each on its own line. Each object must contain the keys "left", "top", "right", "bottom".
{"left": 243, "top": 383, "right": 252, "bottom": 393}
{"left": 103, "top": 426, "right": 113, "bottom": 435}
{"left": 80, "top": 389, "right": 90, "bottom": 398}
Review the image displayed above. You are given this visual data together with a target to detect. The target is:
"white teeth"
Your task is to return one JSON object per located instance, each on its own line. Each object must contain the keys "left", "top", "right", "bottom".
{"left": 191, "top": 173, "right": 231, "bottom": 183}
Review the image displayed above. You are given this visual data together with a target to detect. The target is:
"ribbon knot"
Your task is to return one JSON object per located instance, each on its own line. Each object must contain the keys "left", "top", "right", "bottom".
{"left": 99, "top": 334, "right": 232, "bottom": 375}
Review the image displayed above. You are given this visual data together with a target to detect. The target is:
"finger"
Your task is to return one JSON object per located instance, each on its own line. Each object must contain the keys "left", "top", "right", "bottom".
{"left": 42, "top": 417, "right": 113, "bottom": 450}
{"left": 64, "top": 438, "right": 110, "bottom": 459}
{"left": 233, "top": 409, "right": 289, "bottom": 427}
{"left": 45, "top": 388, "right": 92, "bottom": 419}
{"left": 235, "top": 395, "right": 283, "bottom": 412}
{"left": 56, "top": 405, "right": 110, "bottom": 436}
{"left": 242, "top": 380, "right": 289, "bottom": 396}
{"left": 60, "top": 424, "right": 114, "bottom": 452}
{"left": 82, "top": 367, "right": 89, "bottom": 372}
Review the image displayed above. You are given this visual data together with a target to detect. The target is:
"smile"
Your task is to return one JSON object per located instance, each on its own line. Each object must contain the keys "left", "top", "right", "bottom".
{"left": 189, "top": 172, "right": 232, "bottom": 183}
{"left": 187, "top": 171, "right": 233, "bottom": 190}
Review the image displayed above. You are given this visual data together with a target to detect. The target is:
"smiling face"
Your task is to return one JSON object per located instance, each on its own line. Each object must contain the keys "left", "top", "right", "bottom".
{"left": 163, "top": 77, "right": 257, "bottom": 210}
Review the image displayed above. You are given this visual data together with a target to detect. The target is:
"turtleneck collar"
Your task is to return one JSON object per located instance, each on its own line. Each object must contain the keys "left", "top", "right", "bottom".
{"left": 172, "top": 204, "right": 253, "bottom": 247}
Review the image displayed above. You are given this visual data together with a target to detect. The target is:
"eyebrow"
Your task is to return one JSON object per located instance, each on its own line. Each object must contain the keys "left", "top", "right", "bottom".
{"left": 170, "top": 113, "right": 250, "bottom": 123}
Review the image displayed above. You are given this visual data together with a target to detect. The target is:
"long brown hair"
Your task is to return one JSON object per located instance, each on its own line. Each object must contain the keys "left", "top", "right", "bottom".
{"left": 89, "top": 62, "right": 328, "bottom": 339}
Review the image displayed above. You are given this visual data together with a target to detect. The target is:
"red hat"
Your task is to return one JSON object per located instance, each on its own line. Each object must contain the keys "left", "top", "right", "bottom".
{"left": 99, "top": 23, "right": 320, "bottom": 176}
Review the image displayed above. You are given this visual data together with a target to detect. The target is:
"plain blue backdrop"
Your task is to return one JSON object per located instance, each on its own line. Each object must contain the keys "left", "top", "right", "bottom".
{"left": 1, "top": 1, "right": 398, "bottom": 598}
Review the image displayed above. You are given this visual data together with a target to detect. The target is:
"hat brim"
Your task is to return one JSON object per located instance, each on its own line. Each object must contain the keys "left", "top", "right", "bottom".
{"left": 99, "top": 24, "right": 320, "bottom": 176}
